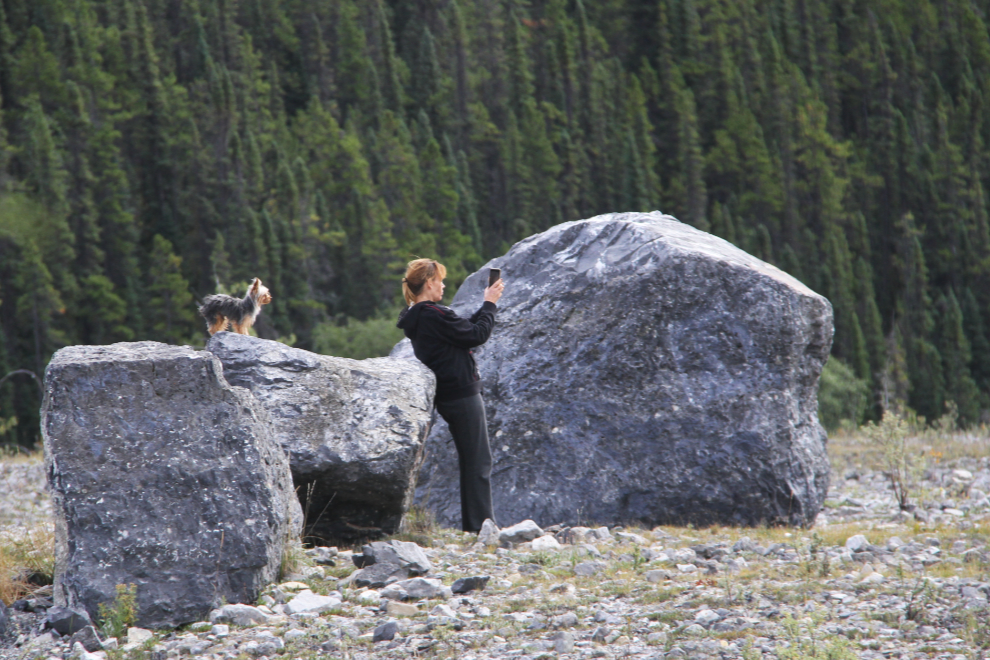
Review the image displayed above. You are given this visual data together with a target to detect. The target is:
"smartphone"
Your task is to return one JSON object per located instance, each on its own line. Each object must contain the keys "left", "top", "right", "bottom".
{"left": 488, "top": 268, "right": 501, "bottom": 287}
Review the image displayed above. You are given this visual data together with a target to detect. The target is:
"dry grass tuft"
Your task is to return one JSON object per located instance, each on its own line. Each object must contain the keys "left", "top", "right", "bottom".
{"left": 0, "top": 522, "right": 56, "bottom": 605}
{"left": 0, "top": 444, "right": 44, "bottom": 464}
{"left": 395, "top": 506, "right": 439, "bottom": 547}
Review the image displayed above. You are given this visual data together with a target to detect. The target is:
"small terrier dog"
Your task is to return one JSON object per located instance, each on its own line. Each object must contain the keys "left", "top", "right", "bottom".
{"left": 199, "top": 278, "right": 273, "bottom": 335}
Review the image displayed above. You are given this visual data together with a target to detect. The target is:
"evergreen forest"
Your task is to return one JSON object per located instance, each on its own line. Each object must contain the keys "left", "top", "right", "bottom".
{"left": 1, "top": 0, "right": 990, "bottom": 447}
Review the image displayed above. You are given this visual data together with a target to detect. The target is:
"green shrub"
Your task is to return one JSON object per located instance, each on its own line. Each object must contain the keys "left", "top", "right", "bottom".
{"left": 98, "top": 583, "right": 137, "bottom": 639}
{"left": 817, "top": 357, "right": 869, "bottom": 431}
{"left": 311, "top": 315, "right": 405, "bottom": 360}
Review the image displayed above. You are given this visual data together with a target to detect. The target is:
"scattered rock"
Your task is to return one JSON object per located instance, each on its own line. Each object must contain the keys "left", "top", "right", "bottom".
{"left": 351, "top": 562, "right": 408, "bottom": 588}
{"left": 42, "top": 342, "right": 302, "bottom": 628}
{"left": 386, "top": 601, "right": 419, "bottom": 617}
{"left": 126, "top": 627, "right": 154, "bottom": 645}
{"left": 732, "top": 537, "right": 756, "bottom": 553}
{"left": 5, "top": 424, "right": 990, "bottom": 660}
{"left": 382, "top": 577, "right": 448, "bottom": 601}
{"left": 498, "top": 520, "right": 544, "bottom": 545}
{"left": 409, "top": 212, "right": 832, "bottom": 528}
{"left": 373, "top": 620, "right": 398, "bottom": 643}
{"left": 284, "top": 591, "right": 341, "bottom": 615}
{"left": 67, "top": 625, "right": 102, "bottom": 652}
{"left": 70, "top": 640, "right": 101, "bottom": 660}
{"left": 845, "top": 534, "right": 870, "bottom": 551}
{"left": 352, "top": 540, "right": 432, "bottom": 574}
{"left": 695, "top": 609, "right": 720, "bottom": 626}
{"left": 859, "top": 572, "right": 885, "bottom": 585}
{"left": 645, "top": 569, "right": 671, "bottom": 583}
{"left": 477, "top": 519, "right": 500, "bottom": 546}
{"left": 209, "top": 604, "right": 270, "bottom": 627}
{"left": 451, "top": 576, "right": 490, "bottom": 594}
{"left": 0, "top": 600, "right": 7, "bottom": 638}
{"left": 574, "top": 561, "right": 606, "bottom": 577}
{"left": 550, "top": 631, "right": 575, "bottom": 653}
{"left": 205, "top": 332, "right": 435, "bottom": 542}
{"left": 615, "top": 531, "right": 649, "bottom": 545}
{"left": 44, "top": 606, "right": 92, "bottom": 636}
{"left": 531, "top": 535, "right": 561, "bottom": 551}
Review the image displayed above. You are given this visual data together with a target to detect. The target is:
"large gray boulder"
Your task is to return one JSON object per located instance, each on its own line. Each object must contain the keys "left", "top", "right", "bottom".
{"left": 397, "top": 212, "right": 832, "bottom": 528}
{"left": 205, "top": 333, "right": 435, "bottom": 543}
{"left": 42, "top": 342, "right": 302, "bottom": 629}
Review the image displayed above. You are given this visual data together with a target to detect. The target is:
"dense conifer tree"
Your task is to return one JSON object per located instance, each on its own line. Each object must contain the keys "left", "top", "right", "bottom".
{"left": 4, "top": 0, "right": 990, "bottom": 445}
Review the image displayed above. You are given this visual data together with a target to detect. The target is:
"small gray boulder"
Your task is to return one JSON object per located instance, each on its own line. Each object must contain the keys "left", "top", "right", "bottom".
{"left": 205, "top": 333, "right": 435, "bottom": 543}
{"left": 498, "top": 520, "right": 544, "bottom": 546}
{"left": 351, "top": 540, "right": 432, "bottom": 574}
{"left": 45, "top": 606, "right": 92, "bottom": 636}
{"left": 68, "top": 626, "right": 103, "bottom": 653}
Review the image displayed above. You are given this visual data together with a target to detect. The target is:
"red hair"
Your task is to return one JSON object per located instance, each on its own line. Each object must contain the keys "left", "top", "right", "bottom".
{"left": 402, "top": 259, "right": 447, "bottom": 306}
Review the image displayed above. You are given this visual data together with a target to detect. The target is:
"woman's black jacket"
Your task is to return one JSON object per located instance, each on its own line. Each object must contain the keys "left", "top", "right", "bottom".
{"left": 397, "top": 300, "right": 497, "bottom": 402}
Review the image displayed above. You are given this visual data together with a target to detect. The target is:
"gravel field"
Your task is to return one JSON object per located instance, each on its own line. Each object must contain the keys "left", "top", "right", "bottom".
{"left": 2, "top": 430, "right": 989, "bottom": 660}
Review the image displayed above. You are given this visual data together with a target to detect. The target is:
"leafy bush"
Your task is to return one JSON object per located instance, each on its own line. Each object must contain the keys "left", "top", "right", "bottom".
{"left": 863, "top": 410, "right": 914, "bottom": 510}
{"left": 311, "top": 315, "right": 405, "bottom": 360}
{"left": 98, "top": 583, "right": 137, "bottom": 639}
{"left": 817, "top": 357, "right": 869, "bottom": 431}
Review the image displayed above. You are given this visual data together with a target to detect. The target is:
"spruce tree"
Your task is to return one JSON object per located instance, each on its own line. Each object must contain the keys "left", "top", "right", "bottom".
{"left": 674, "top": 85, "right": 708, "bottom": 230}
{"left": 146, "top": 235, "right": 195, "bottom": 345}
{"left": 20, "top": 97, "right": 77, "bottom": 303}
{"left": 506, "top": 7, "right": 534, "bottom": 110}
{"left": 78, "top": 274, "right": 132, "bottom": 345}
{"left": 411, "top": 26, "right": 442, "bottom": 127}
{"left": 898, "top": 213, "right": 945, "bottom": 420}
{"left": 376, "top": 0, "right": 403, "bottom": 113}
{"left": 936, "top": 291, "right": 981, "bottom": 426}
{"left": 15, "top": 240, "right": 66, "bottom": 377}
{"left": 961, "top": 288, "right": 990, "bottom": 396}
{"left": 448, "top": 0, "right": 470, "bottom": 135}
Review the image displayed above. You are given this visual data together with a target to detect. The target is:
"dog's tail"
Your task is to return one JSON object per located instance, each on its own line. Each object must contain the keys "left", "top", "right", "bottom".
{"left": 199, "top": 296, "right": 229, "bottom": 335}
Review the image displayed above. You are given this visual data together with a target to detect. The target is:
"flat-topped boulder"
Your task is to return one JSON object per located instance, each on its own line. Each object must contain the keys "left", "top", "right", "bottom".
{"left": 397, "top": 212, "right": 832, "bottom": 528}
{"left": 42, "top": 342, "right": 301, "bottom": 629}
{"left": 205, "top": 333, "right": 435, "bottom": 543}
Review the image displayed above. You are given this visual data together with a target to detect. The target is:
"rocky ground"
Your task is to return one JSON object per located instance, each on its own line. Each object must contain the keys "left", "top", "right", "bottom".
{"left": 2, "top": 431, "right": 989, "bottom": 660}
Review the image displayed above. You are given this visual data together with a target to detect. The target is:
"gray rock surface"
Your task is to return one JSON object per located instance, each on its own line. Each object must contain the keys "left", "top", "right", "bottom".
{"left": 373, "top": 620, "right": 398, "bottom": 642}
{"left": 44, "top": 606, "right": 91, "bottom": 636}
{"left": 284, "top": 591, "right": 341, "bottom": 615}
{"left": 477, "top": 519, "right": 500, "bottom": 546}
{"left": 350, "top": 562, "right": 410, "bottom": 589}
{"left": 451, "top": 576, "right": 489, "bottom": 594}
{"left": 6, "top": 447, "right": 990, "bottom": 659}
{"left": 498, "top": 520, "right": 544, "bottom": 546}
{"left": 68, "top": 626, "right": 102, "bottom": 653}
{"left": 209, "top": 604, "right": 270, "bottom": 627}
{"left": 352, "top": 541, "right": 432, "bottom": 574}
{"left": 398, "top": 212, "right": 832, "bottom": 528}
{"left": 42, "top": 342, "right": 302, "bottom": 629}
{"left": 0, "top": 599, "right": 7, "bottom": 638}
{"left": 205, "top": 333, "right": 435, "bottom": 543}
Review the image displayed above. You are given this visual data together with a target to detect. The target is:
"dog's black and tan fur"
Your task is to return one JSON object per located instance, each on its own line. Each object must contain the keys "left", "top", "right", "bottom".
{"left": 199, "top": 278, "right": 273, "bottom": 335}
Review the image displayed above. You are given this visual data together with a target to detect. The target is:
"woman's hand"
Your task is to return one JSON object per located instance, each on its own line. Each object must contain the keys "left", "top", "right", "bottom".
{"left": 484, "top": 279, "right": 505, "bottom": 305}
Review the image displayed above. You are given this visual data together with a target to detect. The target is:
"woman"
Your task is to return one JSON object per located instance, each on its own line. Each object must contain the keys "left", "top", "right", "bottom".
{"left": 397, "top": 258, "right": 505, "bottom": 533}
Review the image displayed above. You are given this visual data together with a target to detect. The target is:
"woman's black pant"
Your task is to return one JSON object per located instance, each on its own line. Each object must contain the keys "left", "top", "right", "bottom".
{"left": 435, "top": 393, "right": 494, "bottom": 532}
